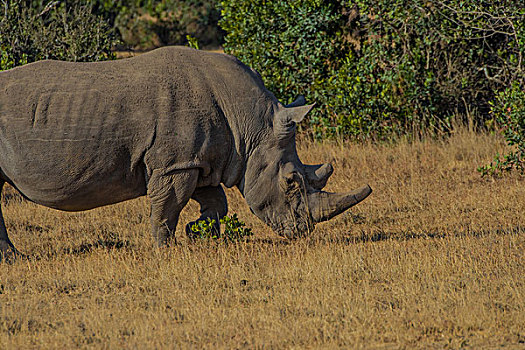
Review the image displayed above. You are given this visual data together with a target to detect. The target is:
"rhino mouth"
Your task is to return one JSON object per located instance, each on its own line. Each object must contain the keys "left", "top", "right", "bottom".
{"left": 266, "top": 212, "right": 315, "bottom": 239}
{"left": 271, "top": 223, "right": 311, "bottom": 239}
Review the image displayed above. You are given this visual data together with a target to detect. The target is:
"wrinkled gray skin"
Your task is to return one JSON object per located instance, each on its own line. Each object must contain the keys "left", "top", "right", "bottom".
{"left": 0, "top": 46, "right": 371, "bottom": 262}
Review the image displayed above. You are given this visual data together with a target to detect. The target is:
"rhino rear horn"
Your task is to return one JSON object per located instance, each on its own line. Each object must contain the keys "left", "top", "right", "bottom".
{"left": 274, "top": 103, "right": 315, "bottom": 141}
{"left": 304, "top": 163, "right": 333, "bottom": 189}
{"left": 309, "top": 184, "right": 372, "bottom": 223}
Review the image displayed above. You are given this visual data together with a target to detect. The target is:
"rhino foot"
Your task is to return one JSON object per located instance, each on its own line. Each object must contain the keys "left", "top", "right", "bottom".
{"left": 0, "top": 240, "right": 26, "bottom": 264}
{"left": 185, "top": 185, "right": 227, "bottom": 240}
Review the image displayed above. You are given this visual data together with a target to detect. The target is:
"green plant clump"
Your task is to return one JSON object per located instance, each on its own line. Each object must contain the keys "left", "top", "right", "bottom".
{"left": 0, "top": 1, "right": 118, "bottom": 71}
{"left": 220, "top": 0, "right": 524, "bottom": 139}
{"left": 190, "top": 214, "right": 253, "bottom": 242}
{"left": 478, "top": 82, "right": 525, "bottom": 177}
{"left": 186, "top": 34, "right": 200, "bottom": 50}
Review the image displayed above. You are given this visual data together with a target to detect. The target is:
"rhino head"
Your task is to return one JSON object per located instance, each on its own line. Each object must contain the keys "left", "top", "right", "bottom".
{"left": 242, "top": 96, "right": 372, "bottom": 238}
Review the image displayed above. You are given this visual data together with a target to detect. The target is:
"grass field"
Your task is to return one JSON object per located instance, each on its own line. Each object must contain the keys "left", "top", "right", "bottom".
{"left": 0, "top": 129, "right": 524, "bottom": 349}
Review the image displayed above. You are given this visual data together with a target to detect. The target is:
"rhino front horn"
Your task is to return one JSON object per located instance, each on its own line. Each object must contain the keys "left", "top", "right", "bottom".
{"left": 309, "top": 184, "right": 372, "bottom": 223}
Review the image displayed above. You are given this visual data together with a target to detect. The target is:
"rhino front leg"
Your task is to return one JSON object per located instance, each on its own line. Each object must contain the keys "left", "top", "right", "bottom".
{"left": 147, "top": 169, "right": 199, "bottom": 246}
{"left": 0, "top": 182, "right": 23, "bottom": 263}
{"left": 185, "top": 185, "right": 228, "bottom": 237}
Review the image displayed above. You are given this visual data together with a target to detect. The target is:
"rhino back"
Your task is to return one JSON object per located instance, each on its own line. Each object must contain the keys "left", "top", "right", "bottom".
{"left": 0, "top": 47, "right": 248, "bottom": 210}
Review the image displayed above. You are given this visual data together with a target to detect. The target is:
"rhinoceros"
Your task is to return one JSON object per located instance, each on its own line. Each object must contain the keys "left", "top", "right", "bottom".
{"left": 0, "top": 46, "right": 371, "bottom": 261}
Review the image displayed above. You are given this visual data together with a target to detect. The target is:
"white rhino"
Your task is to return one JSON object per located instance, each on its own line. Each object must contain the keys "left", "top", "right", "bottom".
{"left": 0, "top": 46, "right": 371, "bottom": 261}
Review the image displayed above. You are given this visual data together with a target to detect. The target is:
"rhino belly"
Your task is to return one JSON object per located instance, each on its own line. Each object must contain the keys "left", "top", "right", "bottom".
{"left": 1, "top": 141, "right": 147, "bottom": 212}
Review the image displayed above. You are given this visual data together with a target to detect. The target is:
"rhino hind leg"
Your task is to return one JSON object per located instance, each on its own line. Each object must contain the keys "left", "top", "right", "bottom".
{"left": 185, "top": 185, "right": 228, "bottom": 238}
{"left": 0, "top": 181, "right": 24, "bottom": 263}
{"left": 147, "top": 169, "right": 199, "bottom": 246}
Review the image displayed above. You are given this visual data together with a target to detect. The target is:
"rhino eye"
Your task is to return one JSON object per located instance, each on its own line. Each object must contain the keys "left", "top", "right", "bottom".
{"left": 283, "top": 171, "right": 302, "bottom": 185}
{"left": 257, "top": 201, "right": 270, "bottom": 212}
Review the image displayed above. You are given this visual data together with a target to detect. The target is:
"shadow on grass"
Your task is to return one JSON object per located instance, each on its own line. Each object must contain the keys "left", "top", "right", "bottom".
{"left": 246, "top": 237, "right": 291, "bottom": 246}
{"left": 63, "top": 238, "right": 133, "bottom": 256}
{"left": 2, "top": 238, "right": 133, "bottom": 264}
{"left": 332, "top": 225, "right": 525, "bottom": 245}
{"left": 17, "top": 225, "right": 522, "bottom": 263}
{"left": 176, "top": 225, "right": 524, "bottom": 248}
{"left": 26, "top": 237, "right": 134, "bottom": 261}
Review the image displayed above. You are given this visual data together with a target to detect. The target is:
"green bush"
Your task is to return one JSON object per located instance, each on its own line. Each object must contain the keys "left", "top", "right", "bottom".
{"left": 87, "top": 0, "right": 222, "bottom": 50}
{"left": 190, "top": 214, "right": 253, "bottom": 242}
{"left": 1, "top": 1, "right": 222, "bottom": 57}
{"left": 0, "top": 1, "right": 118, "bottom": 71}
{"left": 220, "top": 0, "right": 524, "bottom": 139}
{"left": 190, "top": 217, "right": 219, "bottom": 239}
{"left": 220, "top": 0, "right": 349, "bottom": 136}
{"left": 478, "top": 82, "right": 525, "bottom": 177}
{"left": 186, "top": 34, "right": 200, "bottom": 49}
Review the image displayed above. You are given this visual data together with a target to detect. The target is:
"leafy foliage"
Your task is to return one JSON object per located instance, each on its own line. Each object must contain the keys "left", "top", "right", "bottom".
{"left": 0, "top": 1, "right": 118, "bottom": 71}
{"left": 220, "top": 214, "right": 253, "bottom": 241}
{"left": 86, "top": 0, "right": 222, "bottom": 50}
{"left": 190, "top": 218, "right": 219, "bottom": 239}
{"left": 186, "top": 34, "right": 200, "bottom": 49}
{"left": 220, "top": 0, "right": 524, "bottom": 139}
{"left": 190, "top": 214, "right": 253, "bottom": 242}
{"left": 220, "top": 0, "right": 349, "bottom": 137}
{"left": 1, "top": 0, "right": 221, "bottom": 55}
{"left": 478, "top": 82, "right": 525, "bottom": 176}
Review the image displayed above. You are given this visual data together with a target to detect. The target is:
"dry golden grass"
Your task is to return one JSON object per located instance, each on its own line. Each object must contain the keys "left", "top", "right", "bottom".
{"left": 1, "top": 129, "right": 524, "bottom": 349}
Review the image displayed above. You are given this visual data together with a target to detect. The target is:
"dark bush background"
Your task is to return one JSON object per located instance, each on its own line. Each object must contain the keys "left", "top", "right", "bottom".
{"left": 1, "top": 0, "right": 222, "bottom": 64}
{"left": 1, "top": 0, "right": 523, "bottom": 147}
{"left": 88, "top": 0, "right": 223, "bottom": 50}
{"left": 0, "top": 1, "right": 118, "bottom": 69}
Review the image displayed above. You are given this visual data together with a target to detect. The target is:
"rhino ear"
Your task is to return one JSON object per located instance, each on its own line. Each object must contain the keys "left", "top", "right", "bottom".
{"left": 285, "top": 95, "right": 306, "bottom": 108}
{"left": 274, "top": 103, "right": 315, "bottom": 142}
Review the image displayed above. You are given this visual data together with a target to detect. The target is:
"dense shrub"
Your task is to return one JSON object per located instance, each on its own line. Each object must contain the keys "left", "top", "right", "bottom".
{"left": 348, "top": 0, "right": 524, "bottom": 137}
{"left": 1, "top": 1, "right": 222, "bottom": 54}
{"left": 220, "top": 0, "right": 524, "bottom": 139}
{"left": 220, "top": 0, "right": 349, "bottom": 136}
{"left": 0, "top": 1, "right": 118, "bottom": 70}
{"left": 87, "top": 0, "right": 223, "bottom": 50}
{"left": 478, "top": 82, "right": 525, "bottom": 176}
